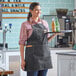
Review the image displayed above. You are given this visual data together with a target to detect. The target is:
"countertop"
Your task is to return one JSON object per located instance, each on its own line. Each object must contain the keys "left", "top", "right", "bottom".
{"left": 0, "top": 48, "right": 74, "bottom": 53}
{"left": 0, "top": 48, "right": 19, "bottom": 52}
{"left": 50, "top": 48, "right": 74, "bottom": 54}
{"left": 56, "top": 51, "right": 76, "bottom": 56}
{"left": 50, "top": 47, "right": 73, "bottom": 50}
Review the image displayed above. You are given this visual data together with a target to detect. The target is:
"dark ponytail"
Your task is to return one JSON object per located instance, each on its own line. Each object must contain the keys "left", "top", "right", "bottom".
{"left": 27, "top": 2, "right": 40, "bottom": 21}
{"left": 27, "top": 12, "right": 32, "bottom": 21}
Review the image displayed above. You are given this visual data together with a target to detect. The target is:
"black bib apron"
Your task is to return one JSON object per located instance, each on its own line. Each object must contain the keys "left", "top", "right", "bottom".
{"left": 24, "top": 23, "right": 52, "bottom": 71}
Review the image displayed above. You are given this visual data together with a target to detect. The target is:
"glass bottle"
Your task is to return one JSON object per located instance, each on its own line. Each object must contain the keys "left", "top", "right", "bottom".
{"left": 51, "top": 18, "right": 56, "bottom": 32}
{"left": 55, "top": 17, "right": 60, "bottom": 32}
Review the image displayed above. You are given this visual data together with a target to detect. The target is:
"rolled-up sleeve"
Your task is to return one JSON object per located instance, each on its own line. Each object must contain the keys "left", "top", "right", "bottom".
{"left": 19, "top": 22, "right": 27, "bottom": 45}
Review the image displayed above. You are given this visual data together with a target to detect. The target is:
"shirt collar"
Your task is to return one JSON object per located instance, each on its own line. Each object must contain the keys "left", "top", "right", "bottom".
{"left": 29, "top": 17, "right": 42, "bottom": 25}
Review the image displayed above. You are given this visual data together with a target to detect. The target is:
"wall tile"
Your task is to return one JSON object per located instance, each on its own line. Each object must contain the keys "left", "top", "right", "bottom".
{"left": 0, "top": 0, "right": 75, "bottom": 48}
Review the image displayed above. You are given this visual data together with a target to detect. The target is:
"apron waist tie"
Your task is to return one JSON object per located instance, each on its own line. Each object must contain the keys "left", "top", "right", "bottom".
{"left": 26, "top": 44, "right": 49, "bottom": 47}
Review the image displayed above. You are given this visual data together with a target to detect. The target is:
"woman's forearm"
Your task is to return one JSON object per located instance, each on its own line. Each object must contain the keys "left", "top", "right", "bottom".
{"left": 48, "top": 33, "right": 57, "bottom": 42}
{"left": 20, "top": 44, "right": 25, "bottom": 62}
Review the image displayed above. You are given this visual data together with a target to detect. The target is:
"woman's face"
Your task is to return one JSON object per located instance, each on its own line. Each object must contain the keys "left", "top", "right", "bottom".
{"left": 30, "top": 5, "right": 41, "bottom": 18}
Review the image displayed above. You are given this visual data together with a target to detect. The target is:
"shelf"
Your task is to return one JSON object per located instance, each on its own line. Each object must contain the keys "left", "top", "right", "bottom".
{"left": 0, "top": 2, "right": 32, "bottom": 4}
{"left": 2, "top": 7, "right": 29, "bottom": 9}
{"left": 2, "top": 16, "right": 28, "bottom": 19}
{"left": 2, "top": 12, "right": 29, "bottom": 14}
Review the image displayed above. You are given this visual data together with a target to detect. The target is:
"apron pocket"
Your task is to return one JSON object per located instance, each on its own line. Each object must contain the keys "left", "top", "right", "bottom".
{"left": 33, "top": 44, "right": 50, "bottom": 57}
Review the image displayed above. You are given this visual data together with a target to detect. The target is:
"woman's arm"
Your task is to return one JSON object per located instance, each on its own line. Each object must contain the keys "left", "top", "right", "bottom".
{"left": 48, "top": 33, "right": 58, "bottom": 42}
{"left": 19, "top": 22, "right": 27, "bottom": 70}
{"left": 20, "top": 44, "right": 25, "bottom": 62}
{"left": 48, "top": 33, "right": 62, "bottom": 42}
{"left": 20, "top": 44, "right": 25, "bottom": 70}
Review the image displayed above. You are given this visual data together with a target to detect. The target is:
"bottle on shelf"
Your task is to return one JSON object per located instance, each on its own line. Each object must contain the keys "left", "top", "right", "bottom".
{"left": 51, "top": 18, "right": 56, "bottom": 32}
{"left": 55, "top": 17, "right": 60, "bottom": 32}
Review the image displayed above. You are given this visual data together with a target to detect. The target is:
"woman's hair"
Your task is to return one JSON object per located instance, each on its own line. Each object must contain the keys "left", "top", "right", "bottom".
{"left": 27, "top": 2, "right": 40, "bottom": 21}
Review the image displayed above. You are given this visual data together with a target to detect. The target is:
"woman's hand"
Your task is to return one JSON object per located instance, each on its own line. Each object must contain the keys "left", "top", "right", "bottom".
{"left": 21, "top": 60, "right": 26, "bottom": 70}
{"left": 54, "top": 33, "right": 63, "bottom": 36}
{"left": 48, "top": 33, "right": 63, "bottom": 42}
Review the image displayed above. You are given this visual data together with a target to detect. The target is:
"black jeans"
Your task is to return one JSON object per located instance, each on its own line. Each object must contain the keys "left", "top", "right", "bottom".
{"left": 27, "top": 69, "right": 48, "bottom": 76}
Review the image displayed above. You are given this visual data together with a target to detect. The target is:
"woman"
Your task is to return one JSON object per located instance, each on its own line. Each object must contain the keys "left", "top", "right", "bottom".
{"left": 19, "top": 2, "right": 59, "bottom": 76}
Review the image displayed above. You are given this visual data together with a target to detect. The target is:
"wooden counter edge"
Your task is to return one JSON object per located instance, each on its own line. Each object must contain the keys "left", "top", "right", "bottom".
{"left": 0, "top": 71, "right": 14, "bottom": 75}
